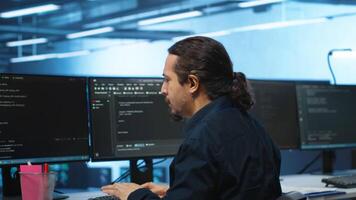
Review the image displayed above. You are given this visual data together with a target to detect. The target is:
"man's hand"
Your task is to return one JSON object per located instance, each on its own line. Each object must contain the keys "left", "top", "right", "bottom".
{"left": 101, "top": 183, "right": 141, "bottom": 200}
{"left": 141, "top": 182, "right": 169, "bottom": 198}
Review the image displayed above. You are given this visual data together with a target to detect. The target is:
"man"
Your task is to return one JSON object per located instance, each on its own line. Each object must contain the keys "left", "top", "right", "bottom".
{"left": 102, "top": 36, "right": 282, "bottom": 200}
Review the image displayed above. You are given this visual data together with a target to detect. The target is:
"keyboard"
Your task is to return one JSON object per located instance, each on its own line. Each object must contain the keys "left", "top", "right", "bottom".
{"left": 88, "top": 195, "right": 120, "bottom": 200}
{"left": 322, "top": 174, "right": 356, "bottom": 188}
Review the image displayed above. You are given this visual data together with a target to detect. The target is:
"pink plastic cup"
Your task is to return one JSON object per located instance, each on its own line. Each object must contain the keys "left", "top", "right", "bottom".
{"left": 19, "top": 172, "right": 56, "bottom": 200}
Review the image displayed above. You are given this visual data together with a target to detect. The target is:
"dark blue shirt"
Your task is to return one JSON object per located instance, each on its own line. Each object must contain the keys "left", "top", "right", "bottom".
{"left": 129, "top": 96, "right": 282, "bottom": 200}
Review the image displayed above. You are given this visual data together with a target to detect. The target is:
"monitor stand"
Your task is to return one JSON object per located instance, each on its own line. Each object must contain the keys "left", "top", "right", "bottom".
{"left": 321, "top": 150, "right": 356, "bottom": 176}
{"left": 352, "top": 149, "right": 356, "bottom": 169}
{"left": 322, "top": 150, "right": 335, "bottom": 175}
{"left": 1, "top": 166, "right": 68, "bottom": 199}
{"left": 129, "top": 159, "right": 153, "bottom": 184}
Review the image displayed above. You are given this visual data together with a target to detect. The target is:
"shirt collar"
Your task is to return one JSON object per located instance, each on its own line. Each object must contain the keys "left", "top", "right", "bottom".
{"left": 183, "top": 95, "right": 232, "bottom": 132}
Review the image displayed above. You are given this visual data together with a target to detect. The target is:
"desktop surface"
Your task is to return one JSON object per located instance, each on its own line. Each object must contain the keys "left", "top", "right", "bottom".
{"left": 0, "top": 188, "right": 104, "bottom": 200}
{"left": 281, "top": 174, "right": 356, "bottom": 200}
{"left": 3, "top": 174, "right": 356, "bottom": 200}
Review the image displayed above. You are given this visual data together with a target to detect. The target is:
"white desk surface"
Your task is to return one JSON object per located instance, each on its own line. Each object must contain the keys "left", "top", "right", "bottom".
{"left": 281, "top": 174, "right": 356, "bottom": 200}
{"left": 0, "top": 190, "right": 107, "bottom": 200}
{"left": 67, "top": 190, "right": 107, "bottom": 200}
{"left": 65, "top": 174, "right": 356, "bottom": 200}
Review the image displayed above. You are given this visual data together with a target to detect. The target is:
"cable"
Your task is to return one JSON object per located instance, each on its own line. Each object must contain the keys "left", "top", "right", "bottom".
{"left": 112, "top": 158, "right": 168, "bottom": 183}
{"left": 297, "top": 152, "right": 322, "bottom": 174}
{"left": 152, "top": 158, "right": 168, "bottom": 166}
{"left": 327, "top": 48, "right": 352, "bottom": 85}
{"left": 327, "top": 51, "right": 337, "bottom": 85}
{"left": 111, "top": 160, "right": 145, "bottom": 184}
{"left": 111, "top": 158, "right": 168, "bottom": 184}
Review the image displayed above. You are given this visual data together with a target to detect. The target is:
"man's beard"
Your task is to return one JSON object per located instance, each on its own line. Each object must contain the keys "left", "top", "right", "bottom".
{"left": 165, "top": 97, "right": 183, "bottom": 121}
{"left": 169, "top": 111, "right": 183, "bottom": 122}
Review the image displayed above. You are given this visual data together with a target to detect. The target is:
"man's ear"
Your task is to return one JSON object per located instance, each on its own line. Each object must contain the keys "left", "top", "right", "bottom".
{"left": 188, "top": 74, "right": 200, "bottom": 95}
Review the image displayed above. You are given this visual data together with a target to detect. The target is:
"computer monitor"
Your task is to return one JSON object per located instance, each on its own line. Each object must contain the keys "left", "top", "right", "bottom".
{"left": 249, "top": 80, "right": 300, "bottom": 149}
{"left": 296, "top": 84, "right": 356, "bottom": 150}
{"left": 0, "top": 73, "right": 90, "bottom": 195}
{"left": 88, "top": 77, "right": 183, "bottom": 183}
{"left": 296, "top": 84, "right": 356, "bottom": 173}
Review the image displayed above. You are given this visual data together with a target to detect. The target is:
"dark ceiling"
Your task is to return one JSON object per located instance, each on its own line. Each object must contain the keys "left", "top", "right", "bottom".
{"left": 0, "top": 0, "right": 191, "bottom": 41}
{"left": 0, "top": 0, "right": 355, "bottom": 64}
{"left": 0, "top": 0, "right": 267, "bottom": 41}
{"left": 0, "top": 0, "right": 258, "bottom": 61}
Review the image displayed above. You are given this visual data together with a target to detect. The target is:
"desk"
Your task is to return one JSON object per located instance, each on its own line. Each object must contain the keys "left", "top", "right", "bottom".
{"left": 66, "top": 190, "right": 106, "bottom": 200}
{"left": 281, "top": 174, "right": 356, "bottom": 200}
{"left": 0, "top": 190, "right": 106, "bottom": 200}
{"left": 66, "top": 175, "right": 356, "bottom": 200}
{"left": 65, "top": 175, "right": 356, "bottom": 200}
{"left": 12, "top": 175, "right": 354, "bottom": 200}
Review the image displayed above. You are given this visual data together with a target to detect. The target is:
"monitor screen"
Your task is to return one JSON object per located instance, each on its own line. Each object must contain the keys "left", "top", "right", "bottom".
{"left": 0, "top": 74, "right": 90, "bottom": 165}
{"left": 297, "top": 84, "right": 356, "bottom": 149}
{"left": 249, "top": 80, "right": 300, "bottom": 149}
{"left": 89, "top": 77, "right": 183, "bottom": 161}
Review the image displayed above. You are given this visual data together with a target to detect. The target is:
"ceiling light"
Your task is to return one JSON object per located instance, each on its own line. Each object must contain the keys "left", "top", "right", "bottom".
{"left": 138, "top": 11, "right": 203, "bottom": 26}
{"left": 84, "top": 11, "right": 158, "bottom": 29}
{"left": 56, "top": 50, "right": 90, "bottom": 58}
{"left": 6, "top": 38, "right": 48, "bottom": 47}
{"left": 66, "top": 27, "right": 114, "bottom": 39}
{"left": 0, "top": 4, "right": 60, "bottom": 18}
{"left": 231, "top": 18, "right": 327, "bottom": 31}
{"left": 10, "top": 50, "right": 91, "bottom": 63}
{"left": 173, "top": 17, "right": 327, "bottom": 41}
{"left": 237, "top": 0, "right": 284, "bottom": 8}
{"left": 200, "top": 30, "right": 233, "bottom": 38}
{"left": 10, "top": 54, "right": 56, "bottom": 63}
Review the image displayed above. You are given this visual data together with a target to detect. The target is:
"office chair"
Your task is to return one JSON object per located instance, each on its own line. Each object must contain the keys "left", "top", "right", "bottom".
{"left": 276, "top": 191, "right": 307, "bottom": 200}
